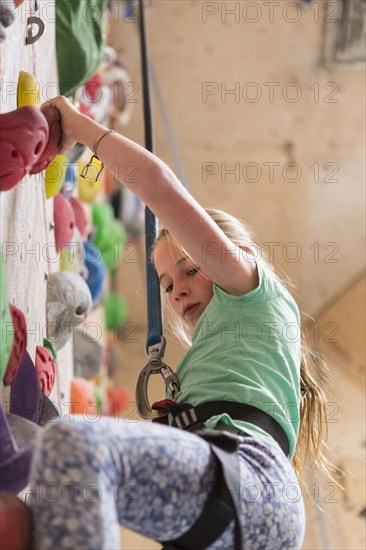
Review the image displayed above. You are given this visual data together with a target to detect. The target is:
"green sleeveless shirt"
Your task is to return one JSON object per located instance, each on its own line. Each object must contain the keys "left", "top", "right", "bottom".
{"left": 170, "top": 261, "right": 301, "bottom": 459}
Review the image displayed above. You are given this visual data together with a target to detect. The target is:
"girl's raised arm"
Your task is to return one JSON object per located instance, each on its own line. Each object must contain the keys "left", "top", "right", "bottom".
{"left": 44, "top": 96, "right": 258, "bottom": 296}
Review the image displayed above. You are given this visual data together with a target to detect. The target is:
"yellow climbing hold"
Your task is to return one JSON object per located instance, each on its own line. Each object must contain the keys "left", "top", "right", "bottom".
{"left": 77, "top": 156, "right": 103, "bottom": 203}
{"left": 17, "top": 71, "right": 40, "bottom": 108}
{"left": 45, "top": 154, "right": 68, "bottom": 199}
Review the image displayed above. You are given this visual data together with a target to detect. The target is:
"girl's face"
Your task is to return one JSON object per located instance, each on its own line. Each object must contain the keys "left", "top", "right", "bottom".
{"left": 153, "top": 237, "right": 214, "bottom": 330}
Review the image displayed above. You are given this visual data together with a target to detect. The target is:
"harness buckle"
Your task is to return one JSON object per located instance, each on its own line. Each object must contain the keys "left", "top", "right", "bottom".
{"left": 174, "top": 408, "right": 198, "bottom": 429}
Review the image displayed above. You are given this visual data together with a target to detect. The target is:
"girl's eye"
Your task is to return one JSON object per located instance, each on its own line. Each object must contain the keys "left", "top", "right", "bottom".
{"left": 188, "top": 266, "right": 200, "bottom": 276}
{"left": 164, "top": 284, "right": 173, "bottom": 293}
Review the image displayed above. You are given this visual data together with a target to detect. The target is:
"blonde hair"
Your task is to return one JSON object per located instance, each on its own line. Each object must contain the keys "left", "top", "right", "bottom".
{"left": 152, "top": 207, "right": 330, "bottom": 483}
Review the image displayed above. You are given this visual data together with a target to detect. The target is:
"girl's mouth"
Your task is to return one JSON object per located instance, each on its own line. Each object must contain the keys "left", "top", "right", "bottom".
{"left": 184, "top": 304, "right": 200, "bottom": 316}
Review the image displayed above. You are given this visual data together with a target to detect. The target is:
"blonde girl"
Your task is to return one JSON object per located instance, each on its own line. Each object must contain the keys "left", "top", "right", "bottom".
{"left": 27, "top": 96, "right": 328, "bottom": 549}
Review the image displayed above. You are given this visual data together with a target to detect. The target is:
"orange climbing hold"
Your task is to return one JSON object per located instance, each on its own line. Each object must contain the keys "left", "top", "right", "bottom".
{"left": 70, "top": 378, "right": 96, "bottom": 416}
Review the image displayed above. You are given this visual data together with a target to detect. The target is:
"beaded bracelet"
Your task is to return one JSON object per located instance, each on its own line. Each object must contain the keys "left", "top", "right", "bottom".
{"left": 80, "top": 129, "right": 117, "bottom": 182}
{"left": 93, "top": 129, "right": 116, "bottom": 157}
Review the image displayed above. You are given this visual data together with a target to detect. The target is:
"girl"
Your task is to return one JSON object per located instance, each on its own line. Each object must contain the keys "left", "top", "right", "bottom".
{"left": 28, "top": 96, "right": 328, "bottom": 549}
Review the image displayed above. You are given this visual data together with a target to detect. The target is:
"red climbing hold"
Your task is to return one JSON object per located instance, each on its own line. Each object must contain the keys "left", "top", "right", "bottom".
{"left": 35, "top": 345, "right": 56, "bottom": 396}
{"left": 3, "top": 305, "right": 27, "bottom": 386}
{"left": 70, "top": 196, "right": 87, "bottom": 236}
{"left": 0, "top": 106, "right": 49, "bottom": 191}
{"left": 53, "top": 193, "right": 76, "bottom": 252}
{"left": 30, "top": 105, "right": 62, "bottom": 174}
{"left": 84, "top": 73, "right": 102, "bottom": 102}
{"left": 0, "top": 492, "right": 33, "bottom": 550}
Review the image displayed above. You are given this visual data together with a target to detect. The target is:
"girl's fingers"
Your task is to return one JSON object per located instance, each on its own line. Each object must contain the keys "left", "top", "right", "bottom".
{"left": 40, "top": 96, "right": 80, "bottom": 152}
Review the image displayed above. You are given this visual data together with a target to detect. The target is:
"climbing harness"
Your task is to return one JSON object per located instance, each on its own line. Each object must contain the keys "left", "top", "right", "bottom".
{"left": 152, "top": 400, "right": 289, "bottom": 457}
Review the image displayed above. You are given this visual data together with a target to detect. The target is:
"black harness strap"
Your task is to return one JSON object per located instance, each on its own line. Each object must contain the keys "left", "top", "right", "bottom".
{"left": 161, "top": 430, "right": 243, "bottom": 550}
{"left": 162, "top": 400, "right": 290, "bottom": 457}
{"left": 154, "top": 401, "right": 289, "bottom": 549}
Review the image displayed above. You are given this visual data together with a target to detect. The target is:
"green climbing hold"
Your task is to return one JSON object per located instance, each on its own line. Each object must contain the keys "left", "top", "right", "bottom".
{"left": 92, "top": 203, "right": 126, "bottom": 270}
{"left": 0, "top": 253, "right": 14, "bottom": 382}
{"left": 43, "top": 338, "right": 57, "bottom": 361}
{"left": 56, "top": 0, "right": 109, "bottom": 96}
{"left": 104, "top": 292, "right": 128, "bottom": 332}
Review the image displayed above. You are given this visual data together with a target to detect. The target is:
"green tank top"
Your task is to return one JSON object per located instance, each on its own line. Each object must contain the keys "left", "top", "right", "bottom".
{"left": 170, "top": 261, "right": 301, "bottom": 459}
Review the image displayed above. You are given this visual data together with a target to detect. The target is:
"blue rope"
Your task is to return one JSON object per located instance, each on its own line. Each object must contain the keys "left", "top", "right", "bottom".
{"left": 138, "top": 0, "right": 163, "bottom": 348}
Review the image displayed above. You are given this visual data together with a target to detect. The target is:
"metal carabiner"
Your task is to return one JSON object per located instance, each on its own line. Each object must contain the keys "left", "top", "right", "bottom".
{"left": 136, "top": 336, "right": 180, "bottom": 419}
{"left": 136, "top": 360, "right": 179, "bottom": 419}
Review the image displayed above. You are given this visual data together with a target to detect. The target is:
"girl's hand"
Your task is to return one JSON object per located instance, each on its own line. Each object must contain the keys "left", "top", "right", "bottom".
{"left": 40, "top": 96, "right": 83, "bottom": 154}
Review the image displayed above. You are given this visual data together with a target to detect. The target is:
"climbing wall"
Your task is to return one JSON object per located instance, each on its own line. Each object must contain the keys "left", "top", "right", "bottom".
{"left": 0, "top": 1, "right": 73, "bottom": 408}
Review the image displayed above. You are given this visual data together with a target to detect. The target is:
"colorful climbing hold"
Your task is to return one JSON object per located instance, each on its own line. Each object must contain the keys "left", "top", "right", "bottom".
{"left": 46, "top": 271, "right": 92, "bottom": 350}
{"left": 17, "top": 71, "right": 40, "bottom": 108}
{"left": 10, "top": 351, "right": 43, "bottom": 424}
{"left": 0, "top": 1, "right": 15, "bottom": 43}
{"left": 83, "top": 240, "right": 106, "bottom": 303}
{"left": 70, "top": 377, "right": 96, "bottom": 416}
{"left": 3, "top": 305, "right": 27, "bottom": 386}
{"left": 70, "top": 196, "right": 87, "bottom": 236}
{"left": 102, "top": 387, "right": 129, "bottom": 417}
{"left": 0, "top": 106, "right": 49, "bottom": 191}
{"left": 35, "top": 345, "right": 56, "bottom": 397}
{"left": 53, "top": 193, "right": 76, "bottom": 252}
{"left": 45, "top": 153, "right": 67, "bottom": 199}
{"left": 77, "top": 157, "right": 103, "bottom": 203}
{"left": 43, "top": 337, "right": 57, "bottom": 361}
{"left": 30, "top": 105, "right": 62, "bottom": 174}
{"left": 0, "top": 255, "right": 13, "bottom": 383}
{"left": 59, "top": 227, "right": 84, "bottom": 274}
{"left": 104, "top": 292, "right": 128, "bottom": 332}
{"left": 84, "top": 73, "right": 102, "bottom": 102}
{"left": 92, "top": 202, "right": 126, "bottom": 269}
{"left": 0, "top": 404, "right": 41, "bottom": 493}
{"left": 73, "top": 326, "right": 103, "bottom": 380}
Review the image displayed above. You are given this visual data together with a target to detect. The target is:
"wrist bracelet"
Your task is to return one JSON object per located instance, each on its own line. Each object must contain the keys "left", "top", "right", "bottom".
{"left": 93, "top": 129, "right": 116, "bottom": 159}
{"left": 81, "top": 129, "right": 117, "bottom": 182}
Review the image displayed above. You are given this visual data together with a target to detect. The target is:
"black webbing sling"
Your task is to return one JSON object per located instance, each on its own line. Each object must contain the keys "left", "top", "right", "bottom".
{"left": 161, "top": 430, "right": 243, "bottom": 550}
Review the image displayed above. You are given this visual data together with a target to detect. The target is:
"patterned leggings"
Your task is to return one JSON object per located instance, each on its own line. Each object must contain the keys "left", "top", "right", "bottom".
{"left": 29, "top": 417, "right": 305, "bottom": 549}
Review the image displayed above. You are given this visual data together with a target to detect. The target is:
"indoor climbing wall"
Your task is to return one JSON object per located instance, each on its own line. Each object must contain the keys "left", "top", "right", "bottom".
{"left": 0, "top": 2, "right": 68, "bottom": 401}
{"left": 0, "top": 1, "right": 136, "bottom": 526}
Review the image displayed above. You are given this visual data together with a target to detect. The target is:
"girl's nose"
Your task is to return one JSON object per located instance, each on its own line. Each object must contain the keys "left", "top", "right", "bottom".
{"left": 173, "top": 279, "right": 190, "bottom": 300}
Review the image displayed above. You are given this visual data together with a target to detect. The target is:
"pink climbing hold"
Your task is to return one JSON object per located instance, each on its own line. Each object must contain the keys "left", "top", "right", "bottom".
{"left": 3, "top": 305, "right": 27, "bottom": 386}
{"left": 84, "top": 73, "right": 102, "bottom": 102}
{"left": 35, "top": 345, "right": 56, "bottom": 396}
{"left": 53, "top": 193, "right": 76, "bottom": 252}
{"left": 70, "top": 196, "right": 87, "bottom": 236}
{"left": 0, "top": 106, "right": 49, "bottom": 191}
{"left": 30, "top": 105, "right": 62, "bottom": 174}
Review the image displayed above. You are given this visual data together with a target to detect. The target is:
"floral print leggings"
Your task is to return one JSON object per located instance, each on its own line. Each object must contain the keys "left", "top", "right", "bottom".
{"left": 29, "top": 417, "right": 305, "bottom": 549}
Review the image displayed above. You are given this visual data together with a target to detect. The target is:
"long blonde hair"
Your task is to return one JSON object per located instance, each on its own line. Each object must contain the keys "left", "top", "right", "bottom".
{"left": 152, "top": 207, "right": 330, "bottom": 482}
